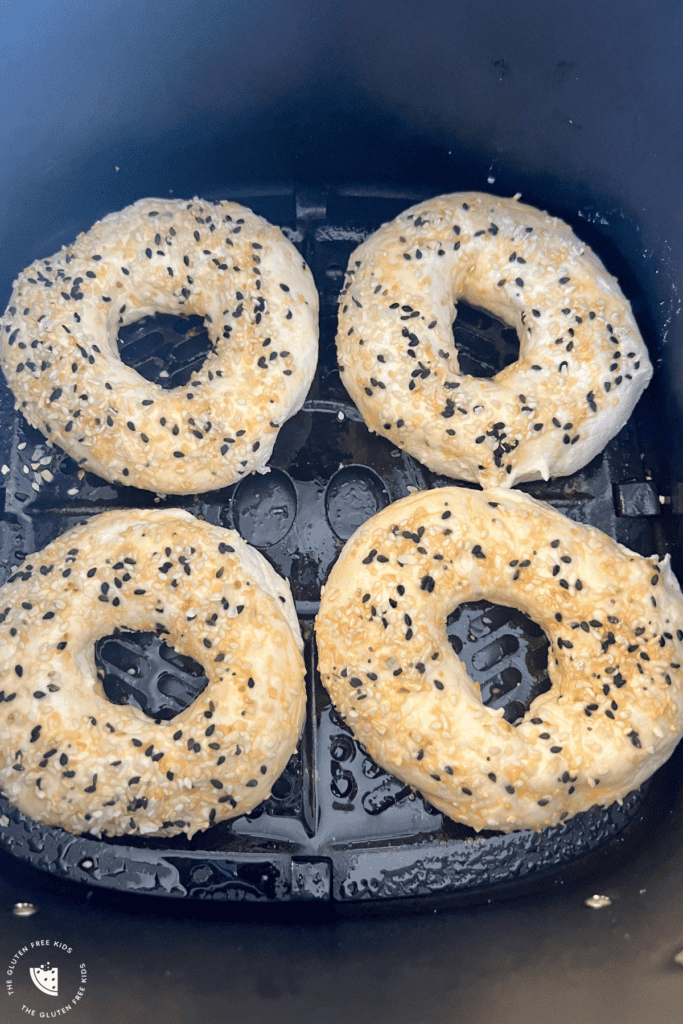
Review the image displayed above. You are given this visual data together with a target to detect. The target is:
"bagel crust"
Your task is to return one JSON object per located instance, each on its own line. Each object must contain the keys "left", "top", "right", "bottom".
{"left": 315, "top": 487, "right": 683, "bottom": 832}
{"left": 0, "top": 509, "right": 306, "bottom": 839}
{"left": 0, "top": 197, "right": 319, "bottom": 494}
{"left": 337, "top": 192, "right": 652, "bottom": 487}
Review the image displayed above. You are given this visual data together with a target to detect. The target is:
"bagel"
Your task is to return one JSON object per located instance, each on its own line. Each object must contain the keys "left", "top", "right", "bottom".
{"left": 0, "top": 197, "right": 318, "bottom": 494}
{"left": 336, "top": 191, "right": 652, "bottom": 488}
{"left": 315, "top": 486, "right": 683, "bottom": 832}
{"left": 0, "top": 508, "right": 306, "bottom": 839}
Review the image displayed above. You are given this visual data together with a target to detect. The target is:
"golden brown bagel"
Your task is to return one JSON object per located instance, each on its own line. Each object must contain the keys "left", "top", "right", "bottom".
{"left": 315, "top": 486, "right": 683, "bottom": 832}
{"left": 0, "top": 508, "right": 305, "bottom": 838}
{"left": 1, "top": 197, "right": 319, "bottom": 493}
{"left": 337, "top": 192, "right": 651, "bottom": 487}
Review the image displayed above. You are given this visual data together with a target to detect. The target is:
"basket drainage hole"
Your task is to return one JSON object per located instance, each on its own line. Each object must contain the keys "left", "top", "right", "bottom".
{"left": 233, "top": 470, "right": 297, "bottom": 547}
{"left": 96, "top": 630, "right": 208, "bottom": 720}
{"left": 117, "top": 313, "right": 214, "bottom": 389}
{"left": 325, "top": 465, "right": 390, "bottom": 540}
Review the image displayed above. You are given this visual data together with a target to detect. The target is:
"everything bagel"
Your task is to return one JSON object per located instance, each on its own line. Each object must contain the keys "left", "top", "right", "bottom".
{"left": 0, "top": 197, "right": 318, "bottom": 494}
{"left": 315, "top": 486, "right": 683, "bottom": 832}
{"left": 0, "top": 508, "right": 306, "bottom": 839}
{"left": 336, "top": 192, "right": 652, "bottom": 488}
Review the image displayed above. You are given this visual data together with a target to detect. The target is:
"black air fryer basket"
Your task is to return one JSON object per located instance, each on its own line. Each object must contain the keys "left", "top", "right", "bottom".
{"left": 1, "top": 0, "right": 682, "bottom": 914}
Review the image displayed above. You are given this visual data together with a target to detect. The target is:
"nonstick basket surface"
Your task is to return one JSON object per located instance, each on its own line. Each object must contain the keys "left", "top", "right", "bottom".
{"left": 0, "top": 185, "right": 678, "bottom": 908}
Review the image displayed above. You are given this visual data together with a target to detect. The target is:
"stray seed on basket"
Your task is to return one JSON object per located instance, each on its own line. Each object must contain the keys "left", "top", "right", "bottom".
{"left": 584, "top": 894, "right": 612, "bottom": 909}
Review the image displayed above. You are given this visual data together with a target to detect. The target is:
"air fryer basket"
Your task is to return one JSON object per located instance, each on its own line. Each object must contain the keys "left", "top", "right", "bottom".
{"left": 0, "top": 184, "right": 680, "bottom": 907}
{"left": 1, "top": 0, "right": 682, "bottom": 912}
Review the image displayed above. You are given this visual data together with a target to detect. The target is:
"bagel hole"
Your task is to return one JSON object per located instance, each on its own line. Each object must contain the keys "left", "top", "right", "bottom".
{"left": 96, "top": 629, "right": 208, "bottom": 720}
{"left": 446, "top": 600, "right": 551, "bottom": 723}
{"left": 117, "top": 313, "right": 215, "bottom": 389}
{"left": 452, "top": 301, "right": 519, "bottom": 379}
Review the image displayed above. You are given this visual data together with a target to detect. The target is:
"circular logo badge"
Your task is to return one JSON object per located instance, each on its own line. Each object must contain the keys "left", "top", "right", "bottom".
{"left": 5, "top": 939, "right": 87, "bottom": 1017}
